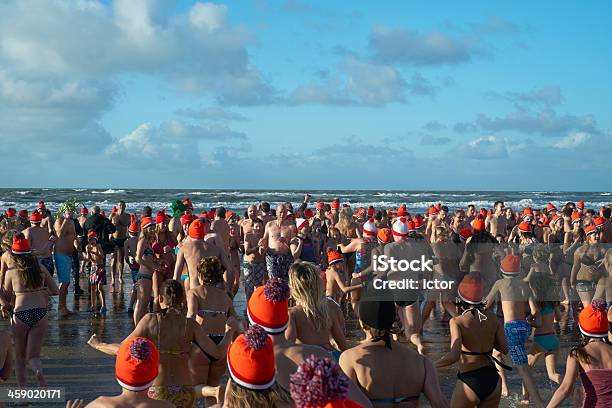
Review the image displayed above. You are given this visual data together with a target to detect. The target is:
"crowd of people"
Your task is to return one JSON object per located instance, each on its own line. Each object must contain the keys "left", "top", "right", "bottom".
{"left": 0, "top": 195, "right": 611, "bottom": 407}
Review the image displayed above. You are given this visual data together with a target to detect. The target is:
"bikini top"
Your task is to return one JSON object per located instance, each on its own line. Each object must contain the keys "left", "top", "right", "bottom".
{"left": 155, "top": 313, "right": 190, "bottom": 356}
{"left": 14, "top": 287, "right": 47, "bottom": 295}
{"left": 541, "top": 303, "right": 554, "bottom": 315}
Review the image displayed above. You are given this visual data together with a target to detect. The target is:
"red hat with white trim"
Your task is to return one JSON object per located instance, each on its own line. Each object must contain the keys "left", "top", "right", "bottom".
{"left": 429, "top": 206, "right": 440, "bottom": 215}
{"left": 396, "top": 207, "right": 409, "bottom": 217}
{"left": 518, "top": 222, "right": 532, "bottom": 233}
{"left": 182, "top": 198, "right": 193, "bottom": 209}
{"left": 11, "top": 234, "right": 31, "bottom": 254}
{"left": 392, "top": 217, "right": 408, "bottom": 237}
{"left": 457, "top": 274, "right": 484, "bottom": 304}
{"left": 593, "top": 216, "right": 605, "bottom": 229}
{"left": 5, "top": 208, "right": 16, "bottom": 218}
{"left": 295, "top": 217, "right": 308, "bottom": 232}
{"left": 578, "top": 299, "right": 608, "bottom": 338}
{"left": 18, "top": 210, "right": 28, "bottom": 219}
{"left": 367, "top": 206, "right": 375, "bottom": 217}
{"left": 115, "top": 337, "right": 159, "bottom": 392}
{"left": 331, "top": 199, "right": 340, "bottom": 210}
{"left": 247, "top": 278, "right": 290, "bottom": 334}
{"left": 81, "top": 207, "right": 88, "bottom": 215}
{"left": 406, "top": 220, "right": 416, "bottom": 233}
{"left": 316, "top": 201, "right": 326, "bottom": 210}
{"left": 155, "top": 211, "right": 168, "bottom": 224}
{"left": 551, "top": 215, "right": 562, "bottom": 225}
{"left": 29, "top": 212, "right": 42, "bottom": 223}
{"left": 327, "top": 248, "right": 344, "bottom": 265}
{"left": 546, "top": 203, "right": 557, "bottom": 213}
{"left": 180, "top": 213, "right": 194, "bottom": 225}
{"left": 227, "top": 325, "right": 275, "bottom": 390}
{"left": 522, "top": 208, "right": 534, "bottom": 218}
{"left": 88, "top": 231, "right": 98, "bottom": 241}
{"left": 585, "top": 225, "right": 598, "bottom": 237}
{"left": 129, "top": 223, "right": 141, "bottom": 234}
{"left": 141, "top": 217, "right": 154, "bottom": 229}
{"left": 500, "top": 254, "right": 521, "bottom": 276}
{"left": 363, "top": 218, "right": 377, "bottom": 236}
{"left": 577, "top": 200, "right": 585, "bottom": 210}
{"left": 571, "top": 212, "right": 582, "bottom": 224}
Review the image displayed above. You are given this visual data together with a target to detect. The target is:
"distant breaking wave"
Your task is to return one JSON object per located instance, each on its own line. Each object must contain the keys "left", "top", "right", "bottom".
{"left": 92, "top": 189, "right": 126, "bottom": 194}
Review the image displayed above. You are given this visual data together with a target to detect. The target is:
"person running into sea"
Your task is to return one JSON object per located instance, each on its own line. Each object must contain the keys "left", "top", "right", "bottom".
{"left": 261, "top": 204, "right": 296, "bottom": 280}
{"left": 340, "top": 287, "right": 449, "bottom": 407}
{"left": 134, "top": 216, "right": 163, "bottom": 325}
{"left": 109, "top": 200, "right": 130, "bottom": 292}
{"left": 83, "top": 337, "right": 173, "bottom": 408}
{"left": 436, "top": 274, "right": 509, "bottom": 408}
{"left": 124, "top": 218, "right": 140, "bottom": 314}
{"left": 54, "top": 206, "right": 78, "bottom": 317}
{"left": 286, "top": 261, "right": 348, "bottom": 359}
{"left": 546, "top": 298, "right": 612, "bottom": 407}
{"left": 522, "top": 274, "right": 562, "bottom": 403}
{"left": 2, "top": 233, "right": 59, "bottom": 387}
{"left": 247, "top": 275, "right": 372, "bottom": 407}
{"left": 23, "top": 211, "right": 54, "bottom": 279}
{"left": 89, "top": 280, "right": 239, "bottom": 408}
{"left": 324, "top": 248, "right": 363, "bottom": 306}
{"left": 86, "top": 232, "right": 108, "bottom": 316}
{"left": 186, "top": 257, "right": 236, "bottom": 403}
{"left": 484, "top": 254, "right": 544, "bottom": 407}
{"left": 243, "top": 218, "right": 266, "bottom": 301}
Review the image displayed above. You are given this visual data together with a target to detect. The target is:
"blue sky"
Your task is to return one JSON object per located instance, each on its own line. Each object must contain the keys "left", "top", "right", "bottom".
{"left": 1, "top": 0, "right": 611, "bottom": 191}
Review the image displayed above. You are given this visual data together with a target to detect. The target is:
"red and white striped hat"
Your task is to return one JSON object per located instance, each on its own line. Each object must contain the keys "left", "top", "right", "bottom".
{"left": 295, "top": 217, "right": 308, "bottom": 232}
{"left": 392, "top": 217, "right": 408, "bottom": 237}
{"left": 363, "top": 218, "right": 377, "bottom": 236}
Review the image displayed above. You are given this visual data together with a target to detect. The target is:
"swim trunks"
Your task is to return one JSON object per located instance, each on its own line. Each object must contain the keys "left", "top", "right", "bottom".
{"left": 244, "top": 262, "right": 266, "bottom": 299}
{"left": 90, "top": 265, "right": 107, "bottom": 285}
{"left": 504, "top": 320, "right": 531, "bottom": 365}
{"left": 54, "top": 253, "right": 72, "bottom": 283}
{"left": 39, "top": 256, "right": 54, "bottom": 277}
{"left": 265, "top": 252, "right": 294, "bottom": 280}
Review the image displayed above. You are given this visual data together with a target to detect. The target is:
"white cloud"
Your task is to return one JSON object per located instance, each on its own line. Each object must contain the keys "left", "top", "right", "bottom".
{"left": 554, "top": 132, "right": 591, "bottom": 149}
{"left": 189, "top": 3, "right": 228, "bottom": 31}
{"left": 455, "top": 135, "right": 509, "bottom": 159}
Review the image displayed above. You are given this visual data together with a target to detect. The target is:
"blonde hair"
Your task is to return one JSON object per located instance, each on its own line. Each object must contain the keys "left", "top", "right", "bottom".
{"left": 225, "top": 380, "right": 291, "bottom": 408}
{"left": 288, "top": 262, "right": 329, "bottom": 331}
{"left": 337, "top": 207, "right": 353, "bottom": 236}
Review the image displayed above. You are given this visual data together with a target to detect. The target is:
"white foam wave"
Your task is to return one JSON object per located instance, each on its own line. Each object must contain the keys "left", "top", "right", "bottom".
{"left": 92, "top": 189, "right": 126, "bottom": 194}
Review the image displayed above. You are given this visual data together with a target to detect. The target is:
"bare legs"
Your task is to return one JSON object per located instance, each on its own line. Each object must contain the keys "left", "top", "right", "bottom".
{"left": 12, "top": 316, "right": 49, "bottom": 387}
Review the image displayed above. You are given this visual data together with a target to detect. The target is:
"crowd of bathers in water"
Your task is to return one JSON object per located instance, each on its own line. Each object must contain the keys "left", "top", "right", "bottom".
{"left": 0, "top": 196, "right": 611, "bottom": 407}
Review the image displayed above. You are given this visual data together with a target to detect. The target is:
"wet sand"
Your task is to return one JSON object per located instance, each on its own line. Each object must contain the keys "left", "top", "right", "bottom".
{"left": 1, "top": 268, "right": 582, "bottom": 407}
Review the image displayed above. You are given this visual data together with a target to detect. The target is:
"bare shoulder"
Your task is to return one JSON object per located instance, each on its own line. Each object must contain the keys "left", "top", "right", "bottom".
{"left": 85, "top": 397, "right": 114, "bottom": 408}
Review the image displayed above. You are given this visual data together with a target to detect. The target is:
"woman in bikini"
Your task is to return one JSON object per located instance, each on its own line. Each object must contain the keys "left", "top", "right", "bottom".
{"left": 2, "top": 233, "right": 59, "bottom": 387}
{"left": 89, "top": 279, "right": 239, "bottom": 408}
{"left": 134, "top": 216, "right": 163, "bottom": 325}
{"left": 186, "top": 257, "right": 236, "bottom": 393}
{"left": 547, "top": 298, "right": 612, "bottom": 407}
{"left": 435, "top": 274, "right": 509, "bottom": 408}
{"left": 341, "top": 289, "right": 449, "bottom": 408}
{"left": 335, "top": 207, "right": 361, "bottom": 277}
{"left": 571, "top": 226, "right": 607, "bottom": 308}
{"left": 152, "top": 211, "right": 177, "bottom": 312}
{"left": 522, "top": 274, "right": 562, "bottom": 404}
{"left": 286, "top": 261, "right": 348, "bottom": 361}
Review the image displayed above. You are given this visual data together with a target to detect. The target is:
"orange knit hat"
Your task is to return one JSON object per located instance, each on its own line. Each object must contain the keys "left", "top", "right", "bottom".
{"left": 500, "top": 254, "right": 521, "bottom": 275}
{"left": 585, "top": 225, "right": 598, "bottom": 237}
{"left": 457, "top": 274, "right": 484, "bottom": 304}
{"left": 412, "top": 214, "right": 424, "bottom": 229}
{"left": 29, "top": 211, "right": 42, "bottom": 223}
{"left": 247, "top": 278, "right": 289, "bottom": 334}
{"left": 11, "top": 233, "right": 31, "bottom": 255}
{"left": 377, "top": 228, "right": 392, "bottom": 244}
{"left": 188, "top": 219, "right": 206, "bottom": 239}
{"left": 115, "top": 337, "right": 159, "bottom": 391}
{"left": 578, "top": 299, "right": 608, "bottom": 337}
{"left": 472, "top": 215, "right": 485, "bottom": 232}
{"left": 227, "top": 325, "right": 275, "bottom": 390}
{"left": 327, "top": 248, "right": 344, "bottom": 265}
{"left": 518, "top": 221, "right": 532, "bottom": 233}
{"left": 141, "top": 216, "right": 154, "bottom": 229}
{"left": 396, "top": 207, "right": 409, "bottom": 217}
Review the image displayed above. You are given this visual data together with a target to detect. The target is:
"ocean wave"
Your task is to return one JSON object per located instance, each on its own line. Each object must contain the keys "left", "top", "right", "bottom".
{"left": 601, "top": 193, "right": 611, "bottom": 196}
{"left": 92, "top": 189, "right": 126, "bottom": 194}
{"left": 15, "top": 191, "right": 31, "bottom": 195}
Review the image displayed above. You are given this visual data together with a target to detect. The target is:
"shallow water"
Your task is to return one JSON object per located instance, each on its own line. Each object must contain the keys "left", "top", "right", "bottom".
{"left": 0, "top": 266, "right": 582, "bottom": 407}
